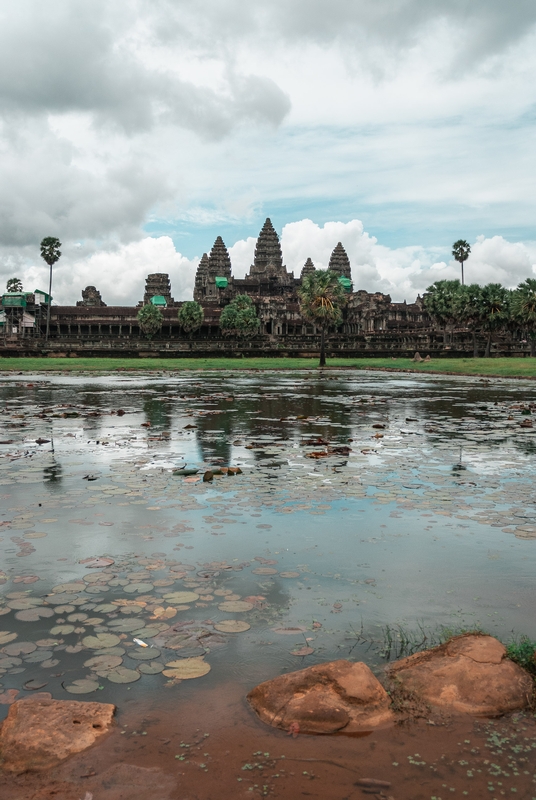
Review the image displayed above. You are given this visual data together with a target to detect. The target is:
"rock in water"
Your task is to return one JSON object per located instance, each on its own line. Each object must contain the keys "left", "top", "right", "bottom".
{"left": 247, "top": 660, "right": 394, "bottom": 734}
{"left": 388, "top": 634, "right": 533, "bottom": 716}
{"left": 0, "top": 697, "right": 115, "bottom": 773}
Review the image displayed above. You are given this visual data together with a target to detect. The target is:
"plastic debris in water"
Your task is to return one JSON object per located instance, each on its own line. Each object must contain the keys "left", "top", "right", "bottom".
{"left": 133, "top": 638, "right": 149, "bottom": 648}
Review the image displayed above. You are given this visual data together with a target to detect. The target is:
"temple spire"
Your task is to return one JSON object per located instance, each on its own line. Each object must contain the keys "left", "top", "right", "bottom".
{"left": 328, "top": 242, "right": 351, "bottom": 280}
{"left": 300, "top": 258, "right": 316, "bottom": 280}
{"left": 208, "top": 236, "right": 232, "bottom": 277}
{"left": 253, "top": 218, "right": 283, "bottom": 272}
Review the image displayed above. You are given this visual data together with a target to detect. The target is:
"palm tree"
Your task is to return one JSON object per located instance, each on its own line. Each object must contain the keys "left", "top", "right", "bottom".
{"left": 177, "top": 301, "right": 204, "bottom": 337}
{"left": 40, "top": 237, "right": 61, "bottom": 340}
{"left": 452, "top": 240, "right": 471, "bottom": 286}
{"left": 298, "top": 270, "right": 347, "bottom": 367}
{"left": 453, "top": 283, "right": 482, "bottom": 357}
{"left": 423, "top": 280, "right": 462, "bottom": 345}
{"left": 137, "top": 304, "right": 163, "bottom": 338}
{"left": 478, "top": 283, "right": 511, "bottom": 357}
{"left": 511, "top": 278, "right": 536, "bottom": 356}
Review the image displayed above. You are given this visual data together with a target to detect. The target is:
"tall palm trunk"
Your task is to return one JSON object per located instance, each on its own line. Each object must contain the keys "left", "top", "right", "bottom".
{"left": 319, "top": 328, "right": 326, "bottom": 368}
{"left": 472, "top": 331, "right": 479, "bottom": 358}
{"left": 531, "top": 336, "right": 536, "bottom": 357}
{"left": 484, "top": 333, "right": 492, "bottom": 358}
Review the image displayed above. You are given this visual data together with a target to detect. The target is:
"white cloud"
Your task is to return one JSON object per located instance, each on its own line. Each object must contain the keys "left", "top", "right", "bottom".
{"left": 11, "top": 237, "right": 197, "bottom": 307}
{"left": 4, "top": 225, "right": 536, "bottom": 306}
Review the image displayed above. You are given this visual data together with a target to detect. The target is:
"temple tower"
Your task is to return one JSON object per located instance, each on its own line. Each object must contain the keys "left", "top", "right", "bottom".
{"left": 142, "top": 273, "right": 175, "bottom": 306}
{"left": 247, "top": 218, "right": 293, "bottom": 285}
{"left": 194, "top": 238, "right": 232, "bottom": 302}
{"left": 328, "top": 242, "right": 352, "bottom": 280}
{"left": 193, "top": 253, "right": 209, "bottom": 303}
{"left": 208, "top": 236, "right": 232, "bottom": 278}
{"left": 300, "top": 258, "right": 316, "bottom": 280}
{"left": 77, "top": 286, "right": 106, "bottom": 307}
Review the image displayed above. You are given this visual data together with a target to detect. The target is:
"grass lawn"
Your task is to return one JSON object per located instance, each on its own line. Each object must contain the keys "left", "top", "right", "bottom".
{"left": 1, "top": 356, "right": 536, "bottom": 378}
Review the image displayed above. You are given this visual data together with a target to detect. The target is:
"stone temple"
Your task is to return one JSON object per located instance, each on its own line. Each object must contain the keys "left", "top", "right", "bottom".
{"left": 3, "top": 215, "right": 507, "bottom": 357}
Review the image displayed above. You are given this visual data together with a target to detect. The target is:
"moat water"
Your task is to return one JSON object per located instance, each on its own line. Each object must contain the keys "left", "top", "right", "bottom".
{"left": 1, "top": 369, "right": 536, "bottom": 799}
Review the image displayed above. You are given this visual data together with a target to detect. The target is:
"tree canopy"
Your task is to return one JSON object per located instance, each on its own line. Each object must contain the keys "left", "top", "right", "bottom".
{"left": 452, "top": 240, "right": 471, "bottom": 285}
{"left": 219, "top": 295, "right": 259, "bottom": 338}
{"left": 40, "top": 237, "right": 61, "bottom": 267}
{"left": 298, "top": 269, "right": 347, "bottom": 367}
{"left": 512, "top": 278, "right": 536, "bottom": 355}
{"left": 137, "top": 303, "right": 163, "bottom": 338}
{"left": 6, "top": 278, "right": 23, "bottom": 293}
{"left": 178, "top": 301, "right": 204, "bottom": 335}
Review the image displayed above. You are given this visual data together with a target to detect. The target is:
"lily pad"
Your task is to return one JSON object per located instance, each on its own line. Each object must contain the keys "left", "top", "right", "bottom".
{"left": 162, "top": 657, "right": 211, "bottom": 679}
{"left": 106, "top": 667, "right": 141, "bottom": 684}
{"left": 0, "top": 632, "right": 17, "bottom": 645}
{"left": 15, "top": 607, "right": 54, "bottom": 622}
{"left": 82, "top": 633, "right": 121, "bottom": 649}
{"left": 7, "top": 597, "right": 43, "bottom": 610}
{"left": 84, "top": 654, "right": 123, "bottom": 670}
{"left": 50, "top": 624, "right": 76, "bottom": 635}
{"left": 2, "top": 641, "right": 36, "bottom": 656}
{"left": 290, "top": 646, "right": 315, "bottom": 656}
{"left": 124, "top": 583, "right": 154, "bottom": 594}
{"left": 217, "top": 601, "right": 254, "bottom": 612}
{"left": 272, "top": 626, "right": 307, "bottom": 635}
{"left": 63, "top": 679, "right": 100, "bottom": 694}
{"left": 128, "top": 646, "right": 161, "bottom": 661}
{"left": 214, "top": 620, "right": 250, "bottom": 633}
{"left": 279, "top": 572, "right": 301, "bottom": 578}
{"left": 251, "top": 568, "right": 278, "bottom": 575}
{"left": 80, "top": 557, "right": 115, "bottom": 569}
{"left": 163, "top": 591, "right": 200, "bottom": 604}
{"left": 138, "top": 661, "right": 164, "bottom": 674}
{"left": 107, "top": 618, "right": 142, "bottom": 632}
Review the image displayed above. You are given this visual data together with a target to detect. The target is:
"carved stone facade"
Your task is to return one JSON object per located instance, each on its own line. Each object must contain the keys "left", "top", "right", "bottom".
{"left": 140, "top": 274, "right": 176, "bottom": 307}
{"left": 77, "top": 286, "right": 106, "bottom": 307}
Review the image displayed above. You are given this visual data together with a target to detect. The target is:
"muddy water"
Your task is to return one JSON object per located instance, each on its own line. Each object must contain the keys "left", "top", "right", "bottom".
{"left": 0, "top": 369, "right": 535, "bottom": 799}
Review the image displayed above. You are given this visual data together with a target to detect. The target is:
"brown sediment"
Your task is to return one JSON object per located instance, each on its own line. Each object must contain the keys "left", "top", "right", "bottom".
{"left": 1, "top": 681, "right": 536, "bottom": 800}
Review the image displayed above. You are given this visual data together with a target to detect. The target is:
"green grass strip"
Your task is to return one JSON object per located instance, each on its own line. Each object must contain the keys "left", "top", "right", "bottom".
{"left": 1, "top": 356, "right": 536, "bottom": 377}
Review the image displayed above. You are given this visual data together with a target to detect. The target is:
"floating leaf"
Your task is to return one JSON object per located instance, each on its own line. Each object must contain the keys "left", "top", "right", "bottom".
{"left": 0, "top": 632, "right": 17, "bottom": 645}
{"left": 2, "top": 641, "right": 36, "bottom": 656}
{"left": 82, "top": 633, "right": 121, "bottom": 649}
{"left": 251, "top": 568, "right": 278, "bottom": 575}
{"left": 128, "top": 646, "right": 161, "bottom": 661}
{"left": 123, "top": 582, "right": 154, "bottom": 594}
{"left": 279, "top": 572, "right": 300, "bottom": 578}
{"left": 84, "top": 654, "right": 123, "bottom": 671}
{"left": 80, "top": 557, "right": 115, "bottom": 568}
{"left": 50, "top": 624, "right": 75, "bottom": 635}
{"left": 163, "top": 591, "right": 199, "bottom": 604}
{"left": 217, "top": 601, "right": 253, "bottom": 612}
{"left": 290, "top": 646, "right": 315, "bottom": 656}
{"left": 138, "top": 661, "right": 164, "bottom": 674}
{"left": 214, "top": 620, "right": 250, "bottom": 633}
{"left": 272, "top": 626, "right": 307, "bottom": 635}
{"left": 108, "top": 619, "right": 142, "bottom": 632}
{"left": 106, "top": 667, "right": 141, "bottom": 684}
{"left": 15, "top": 607, "right": 54, "bottom": 622}
{"left": 52, "top": 582, "right": 85, "bottom": 593}
{"left": 162, "top": 657, "right": 211, "bottom": 679}
{"left": 41, "top": 658, "right": 60, "bottom": 668}
{"left": 63, "top": 679, "right": 100, "bottom": 694}
{"left": 7, "top": 597, "right": 43, "bottom": 610}
{"left": 150, "top": 606, "right": 177, "bottom": 620}
{"left": 24, "top": 679, "right": 47, "bottom": 690}
{"left": 24, "top": 650, "right": 53, "bottom": 663}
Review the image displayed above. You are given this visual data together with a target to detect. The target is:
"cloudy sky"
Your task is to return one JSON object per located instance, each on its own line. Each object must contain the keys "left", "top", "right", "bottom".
{"left": 2, "top": 0, "right": 536, "bottom": 305}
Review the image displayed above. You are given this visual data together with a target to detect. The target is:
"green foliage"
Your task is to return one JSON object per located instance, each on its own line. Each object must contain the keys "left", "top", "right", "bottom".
{"left": 177, "top": 301, "right": 204, "bottom": 334}
{"left": 423, "top": 280, "right": 462, "bottom": 328}
{"left": 478, "top": 283, "right": 511, "bottom": 332}
{"left": 452, "top": 239, "right": 471, "bottom": 264}
{"left": 137, "top": 303, "right": 163, "bottom": 338}
{"left": 6, "top": 278, "right": 23, "bottom": 293}
{"left": 298, "top": 269, "right": 346, "bottom": 329}
{"left": 506, "top": 636, "right": 536, "bottom": 676}
{"left": 40, "top": 237, "right": 62, "bottom": 267}
{"left": 219, "top": 295, "right": 259, "bottom": 337}
{"left": 512, "top": 278, "right": 536, "bottom": 328}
